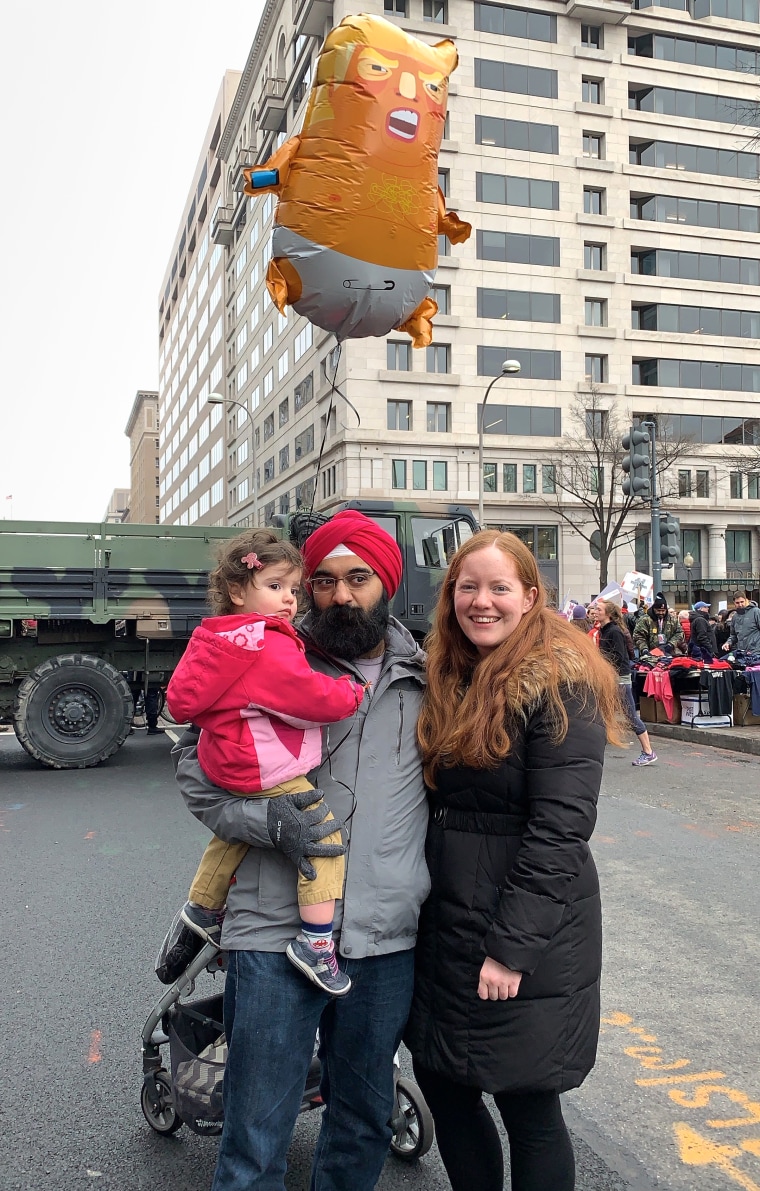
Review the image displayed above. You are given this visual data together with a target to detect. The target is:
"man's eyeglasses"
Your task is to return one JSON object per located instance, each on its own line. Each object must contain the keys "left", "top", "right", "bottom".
{"left": 310, "top": 571, "right": 376, "bottom": 593}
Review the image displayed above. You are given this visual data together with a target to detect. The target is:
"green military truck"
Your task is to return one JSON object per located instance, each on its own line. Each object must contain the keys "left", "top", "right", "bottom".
{"left": 0, "top": 502, "right": 475, "bottom": 769}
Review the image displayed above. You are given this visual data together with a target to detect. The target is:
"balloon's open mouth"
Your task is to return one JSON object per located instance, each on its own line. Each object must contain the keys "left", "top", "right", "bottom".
{"left": 387, "top": 108, "right": 419, "bottom": 141}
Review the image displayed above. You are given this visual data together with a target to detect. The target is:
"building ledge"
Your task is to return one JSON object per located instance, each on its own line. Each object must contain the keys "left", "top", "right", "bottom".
{"left": 575, "top": 157, "right": 615, "bottom": 173}
{"left": 573, "top": 46, "right": 614, "bottom": 63}
{"left": 623, "top": 162, "right": 760, "bottom": 192}
{"left": 574, "top": 102, "right": 615, "bottom": 118}
{"left": 624, "top": 327, "right": 760, "bottom": 348}
{"left": 377, "top": 371, "right": 461, "bottom": 385}
{"left": 439, "top": 139, "right": 460, "bottom": 154}
{"left": 436, "top": 257, "right": 461, "bottom": 269}
{"left": 565, "top": 0, "right": 631, "bottom": 24}
{"left": 622, "top": 216, "right": 760, "bottom": 245}
{"left": 576, "top": 269, "right": 617, "bottom": 282}
{"left": 576, "top": 382, "right": 619, "bottom": 395}
{"left": 576, "top": 213, "right": 616, "bottom": 228}
{"left": 576, "top": 325, "right": 618, "bottom": 337}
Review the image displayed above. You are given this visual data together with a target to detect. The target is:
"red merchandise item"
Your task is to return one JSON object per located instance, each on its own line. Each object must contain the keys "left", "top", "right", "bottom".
{"left": 643, "top": 668, "right": 677, "bottom": 721}
{"left": 167, "top": 613, "right": 364, "bottom": 793}
{"left": 302, "top": 510, "right": 403, "bottom": 597}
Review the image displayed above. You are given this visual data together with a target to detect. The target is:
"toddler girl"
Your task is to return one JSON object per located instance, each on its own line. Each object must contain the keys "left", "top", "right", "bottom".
{"left": 157, "top": 530, "right": 365, "bottom": 995}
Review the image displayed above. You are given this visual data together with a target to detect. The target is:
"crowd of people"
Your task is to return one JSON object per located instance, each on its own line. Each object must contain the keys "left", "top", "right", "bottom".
{"left": 159, "top": 517, "right": 757, "bottom": 1191}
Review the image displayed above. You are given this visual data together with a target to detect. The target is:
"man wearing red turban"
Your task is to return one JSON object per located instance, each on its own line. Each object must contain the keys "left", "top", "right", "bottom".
{"left": 175, "top": 508, "right": 428, "bottom": 1191}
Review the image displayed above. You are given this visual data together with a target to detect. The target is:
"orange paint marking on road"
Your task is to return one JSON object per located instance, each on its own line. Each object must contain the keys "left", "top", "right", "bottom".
{"left": 633, "top": 830, "right": 653, "bottom": 837}
{"left": 595, "top": 835, "right": 616, "bottom": 844}
{"left": 637, "top": 1071, "right": 726, "bottom": 1087}
{"left": 743, "top": 1141, "right": 760, "bottom": 1157}
{"left": 88, "top": 1030, "right": 102, "bottom": 1064}
{"left": 84, "top": 831, "right": 96, "bottom": 840}
{"left": 674, "top": 1123, "right": 760, "bottom": 1191}
{"left": 682, "top": 823, "right": 720, "bottom": 839}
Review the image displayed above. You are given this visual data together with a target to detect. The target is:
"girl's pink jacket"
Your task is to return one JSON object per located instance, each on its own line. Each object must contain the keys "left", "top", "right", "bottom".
{"left": 167, "top": 613, "right": 364, "bottom": 793}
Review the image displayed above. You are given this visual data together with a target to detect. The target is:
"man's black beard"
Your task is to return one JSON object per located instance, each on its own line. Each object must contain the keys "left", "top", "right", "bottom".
{"left": 307, "top": 595, "right": 390, "bottom": 661}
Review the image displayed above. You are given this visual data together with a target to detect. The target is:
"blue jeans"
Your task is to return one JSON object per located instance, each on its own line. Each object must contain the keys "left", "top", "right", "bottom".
{"left": 211, "top": 948, "right": 415, "bottom": 1191}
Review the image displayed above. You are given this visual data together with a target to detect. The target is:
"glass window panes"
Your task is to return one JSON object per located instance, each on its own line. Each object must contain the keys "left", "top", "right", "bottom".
{"left": 695, "top": 470, "right": 710, "bottom": 498}
{"left": 585, "top": 354, "right": 608, "bottom": 382}
{"left": 475, "top": 2, "right": 557, "bottom": 42}
{"left": 585, "top": 298, "right": 607, "bottom": 326}
{"left": 730, "top": 471, "right": 743, "bottom": 498}
{"left": 392, "top": 459, "right": 407, "bottom": 488}
{"left": 583, "top": 132, "right": 604, "bottom": 159}
{"left": 503, "top": 463, "right": 517, "bottom": 492}
{"left": 682, "top": 529, "right": 701, "bottom": 562}
{"left": 678, "top": 469, "right": 692, "bottom": 497}
{"left": 387, "top": 341, "right": 411, "bottom": 370}
{"left": 433, "top": 461, "right": 448, "bottom": 491}
{"left": 413, "top": 460, "right": 427, "bottom": 490}
{"left": 430, "top": 285, "right": 450, "bottom": 314}
{"left": 584, "top": 243, "right": 606, "bottom": 270}
{"left": 483, "top": 463, "right": 497, "bottom": 493}
{"left": 523, "top": 465, "right": 537, "bottom": 493}
{"left": 427, "top": 402, "right": 450, "bottom": 432}
{"left": 426, "top": 344, "right": 451, "bottom": 373}
{"left": 423, "top": 0, "right": 447, "bottom": 20}
{"left": 542, "top": 465, "right": 556, "bottom": 494}
{"left": 726, "top": 529, "right": 751, "bottom": 565}
{"left": 581, "top": 24, "right": 602, "bottom": 47}
{"left": 582, "top": 78, "right": 602, "bottom": 104}
{"left": 387, "top": 400, "right": 411, "bottom": 431}
{"left": 583, "top": 187, "right": 605, "bottom": 215}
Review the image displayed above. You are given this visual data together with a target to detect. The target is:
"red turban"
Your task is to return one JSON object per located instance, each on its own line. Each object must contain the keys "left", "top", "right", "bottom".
{"left": 302, "top": 511, "right": 403, "bottom": 598}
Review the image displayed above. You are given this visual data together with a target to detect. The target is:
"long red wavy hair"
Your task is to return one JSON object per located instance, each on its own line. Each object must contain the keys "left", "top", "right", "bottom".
{"left": 417, "top": 531, "right": 624, "bottom": 786}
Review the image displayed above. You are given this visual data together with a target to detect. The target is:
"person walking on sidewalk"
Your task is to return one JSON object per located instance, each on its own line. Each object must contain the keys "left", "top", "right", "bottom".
{"left": 596, "top": 601, "right": 657, "bottom": 766}
{"left": 723, "top": 590, "right": 760, "bottom": 655}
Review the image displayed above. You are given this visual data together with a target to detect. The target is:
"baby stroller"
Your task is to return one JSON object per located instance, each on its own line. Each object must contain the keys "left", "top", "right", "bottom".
{"left": 140, "top": 939, "right": 434, "bottom": 1163}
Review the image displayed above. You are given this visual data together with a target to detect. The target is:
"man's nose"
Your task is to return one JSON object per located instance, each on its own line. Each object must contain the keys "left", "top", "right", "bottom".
{"left": 330, "top": 578, "right": 355, "bottom": 605}
{"left": 398, "top": 71, "right": 417, "bottom": 100}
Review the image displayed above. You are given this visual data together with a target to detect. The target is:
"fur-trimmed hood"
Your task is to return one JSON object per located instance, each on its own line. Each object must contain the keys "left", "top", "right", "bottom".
{"left": 502, "top": 640, "right": 597, "bottom": 719}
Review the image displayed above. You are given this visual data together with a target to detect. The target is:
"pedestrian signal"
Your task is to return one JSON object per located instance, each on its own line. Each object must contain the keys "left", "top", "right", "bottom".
{"left": 621, "top": 428, "right": 651, "bottom": 499}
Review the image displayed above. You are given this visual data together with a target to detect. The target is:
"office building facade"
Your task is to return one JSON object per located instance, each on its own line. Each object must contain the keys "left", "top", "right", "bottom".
{"left": 158, "top": 1, "right": 760, "bottom": 598}
{"left": 123, "top": 390, "right": 160, "bottom": 524}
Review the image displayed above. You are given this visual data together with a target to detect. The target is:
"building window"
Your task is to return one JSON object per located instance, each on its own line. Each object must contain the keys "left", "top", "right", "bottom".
{"left": 293, "top": 373, "right": 314, "bottom": 412}
{"left": 321, "top": 466, "right": 337, "bottom": 499}
{"left": 682, "top": 528, "right": 701, "bottom": 564}
{"left": 696, "top": 469, "right": 710, "bottom": 498}
{"left": 583, "top": 187, "right": 606, "bottom": 215}
{"left": 279, "top": 446, "right": 290, "bottom": 473}
{"left": 630, "top": 193, "right": 760, "bottom": 234}
{"left": 263, "top": 413, "right": 275, "bottom": 442}
{"left": 426, "top": 344, "right": 451, "bottom": 373}
{"left": 584, "top": 242, "right": 606, "bottom": 270}
{"left": 503, "top": 463, "right": 517, "bottom": 492}
{"left": 748, "top": 474, "right": 760, "bottom": 499}
{"left": 474, "top": 2, "right": 557, "bottom": 43}
{"left": 263, "top": 457, "right": 274, "bottom": 484}
{"left": 581, "top": 24, "right": 602, "bottom": 48}
{"left": 726, "top": 529, "right": 751, "bottom": 568}
{"left": 582, "top": 132, "right": 605, "bottom": 160}
{"left": 429, "top": 285, "right": 450, "bottom": 314}
{"left": 433, "top": 461, "right": 448, "bottom": 491}
{"left": 483, "top": 463, "right": 497, "bottom": 493}
{"left": 477, "top": 173, "right": 560, "bottom": 211}
{"left": 586, "top": 408, "right": 609, "bottom": 437}
{"left": 730, "top": 471, "right": 743, "bottom": 499}
{"left": 427, "top": 402, "right": 450, "bottom": 432}
{"left": 475, "top": 59, "right": 558, "bottom": 99}
{"left": 591, "top": 466, "right": 604, "bottom": 494}
{"left": 478, "top": 287, "right": 561, "bottom": 323}
{"left": 585, "top": 354, "right": 608, "bottom": 383}
{"left": 476, "top": 116, "right": 559, "bottom": 155}
{"left": 477, "top": 231, "right": 560, "bottom": 267}
{"left": 279, "top": 398, "right": 289, "bottom": 427}
{"left": 423, "top": 0, "right": 447, "bottom": 19}
{"left": 294, "top": 424, "right": 314, "bottom": 459}
{"left": 585, "top": 298, "right": 608, "bottom": 326}
{"left": 523, "top": 465, "right": 537, "bottom": 493}
{"left": 413, "top": 460, "right": 427, "bottom": 490}
{"left": 438, "top": 168, "right": 449, "bottom": 197}
{"left": 632, "top": 356, "right": 760, "bottom": 392}
{"left": 678, "top": 470, "right": 692, "bottom": 497}
{"left": 542, "top": 465, "right": 556, "bottom": 494}
{"left": 629, "top": 138, "right": 760, "bottom": 181}
{"left": 384, "top": 0, "right": 408, "bottom": 12}
{"left": 582, "top": 78, "right": 603, "bottom": 104}
{"left": 387, "top": 341, "right": 412, "bottom": 371}
{"left": 392, "top": 459, "right": 407, "bottom": 489}
{"left": 478, "top": 347, "right": 561, "bottom": 381}
{"left": 387, "top": 400, "right": 412, "bottom": 431}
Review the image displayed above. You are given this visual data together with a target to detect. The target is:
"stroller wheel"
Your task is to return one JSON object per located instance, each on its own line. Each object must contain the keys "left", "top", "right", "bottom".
{"left": 389, "top": 1076, "right": 434, "bottom": 1162}
{"left": 141, "top": 1070, "right": 184, "bottom": 1135}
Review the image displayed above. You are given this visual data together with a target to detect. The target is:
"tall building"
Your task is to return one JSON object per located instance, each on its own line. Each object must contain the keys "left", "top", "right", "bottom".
{"left": 124, "top": 390, "right": 160, "bottom": 523}
{"left": 157, "top": 71, "right": 242, "bottom": 529}
{"left": 102, "top": 488, "right": 131, "bottom": 524}
{"left": 160, "top": 1, "right": 760, "bottom": 598}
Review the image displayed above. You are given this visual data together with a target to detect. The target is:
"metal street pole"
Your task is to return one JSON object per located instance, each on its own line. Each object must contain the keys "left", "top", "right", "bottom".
{"left": 643, "top": 419, "right": 661, "bottom": 595}
{"left": 684, "top": 552, "right": 694, "bottom": 607}
{"left": 478, "top": 361, "right": 521, "bottom": 529}
{"left": 208, "top": 393, "right": 258, "bottom": 527}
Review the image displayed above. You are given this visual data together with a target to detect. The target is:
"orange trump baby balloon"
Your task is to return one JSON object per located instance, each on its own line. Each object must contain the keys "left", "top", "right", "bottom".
{"left": 243, "top": 13, "right": 471, "bottom": 345}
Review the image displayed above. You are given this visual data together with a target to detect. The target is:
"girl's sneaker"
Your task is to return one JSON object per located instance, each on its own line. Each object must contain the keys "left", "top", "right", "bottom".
{"left": 155, "top": 902, "right": 225, "bottom": 984}
{"left": 632, "top": 751, "right": 657, "bottom": 766}
{"left": 286, "top": 937, "right": 352, "bottom": 996}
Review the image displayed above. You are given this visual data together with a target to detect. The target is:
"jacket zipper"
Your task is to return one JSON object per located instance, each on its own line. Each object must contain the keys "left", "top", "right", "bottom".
{"left": 396, "top": 691, "right": 405, "bottom": 764}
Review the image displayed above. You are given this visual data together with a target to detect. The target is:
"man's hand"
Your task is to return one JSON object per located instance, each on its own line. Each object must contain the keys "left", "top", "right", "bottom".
{"left": 722, "top": 641, "right": 731, "bottom": 652}
{"left": 266, "top": 790, "right": 346, "bottom": 880}
{"left": 478, "top": 957, "right": 522, "bottom": 1001}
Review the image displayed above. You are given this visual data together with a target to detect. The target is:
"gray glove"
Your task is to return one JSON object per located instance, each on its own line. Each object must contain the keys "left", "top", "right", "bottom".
{"left": 266, "top": 789, "right": 346, "bottom": 881}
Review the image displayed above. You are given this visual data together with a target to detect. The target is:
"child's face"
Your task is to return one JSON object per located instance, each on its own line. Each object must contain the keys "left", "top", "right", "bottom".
{"left": 229, "top": 564, "right": 302, "bottom": 622}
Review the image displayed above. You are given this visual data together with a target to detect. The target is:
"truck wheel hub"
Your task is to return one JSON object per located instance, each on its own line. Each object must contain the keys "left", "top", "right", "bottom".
{"left": 48, "top": 688, "right": 99, "bottom": 736}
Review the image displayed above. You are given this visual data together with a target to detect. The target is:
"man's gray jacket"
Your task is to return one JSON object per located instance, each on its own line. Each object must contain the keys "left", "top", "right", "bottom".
{"left": 173, "top": 616, "right": 430, "bottom": 959}
{"left": 728, "top": 604, "right": 760, "bottom": 654}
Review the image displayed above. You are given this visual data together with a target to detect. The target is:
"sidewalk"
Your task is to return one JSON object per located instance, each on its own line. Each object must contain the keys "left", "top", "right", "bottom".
{"left": 648, "top": 718, "right": 760, "bottom": 757}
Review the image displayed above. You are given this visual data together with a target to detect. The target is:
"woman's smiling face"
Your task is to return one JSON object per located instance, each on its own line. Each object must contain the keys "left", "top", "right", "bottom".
{"left": 453, "top": 545, "right": 537, "bottom": 657}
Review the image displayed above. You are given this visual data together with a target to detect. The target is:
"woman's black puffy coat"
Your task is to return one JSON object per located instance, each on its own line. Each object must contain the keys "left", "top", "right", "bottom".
{"left": 405, "top": 676, "right": 606, "bottom": 1095}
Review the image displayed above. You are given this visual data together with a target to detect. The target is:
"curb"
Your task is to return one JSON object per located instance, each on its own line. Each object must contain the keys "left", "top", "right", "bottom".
{"left": 647, "top": 721, "right": 760, "bottom": 757}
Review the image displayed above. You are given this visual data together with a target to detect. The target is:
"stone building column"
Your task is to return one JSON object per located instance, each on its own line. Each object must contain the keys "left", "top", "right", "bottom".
{"left": 707, "top": 524, "right": 727, "bottom": 580}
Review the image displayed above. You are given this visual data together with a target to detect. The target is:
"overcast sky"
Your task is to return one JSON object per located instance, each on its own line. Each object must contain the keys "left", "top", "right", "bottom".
{"left": 0, "top": 1, "right": 264, "bottom": 522}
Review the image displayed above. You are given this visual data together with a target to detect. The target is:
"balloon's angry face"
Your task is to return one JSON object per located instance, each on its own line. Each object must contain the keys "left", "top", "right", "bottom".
{"left": 303, "top": 16, "right": 458, "bottom": 169}
{"left": 351, "top": 46, "right": 448, "bottom": 147}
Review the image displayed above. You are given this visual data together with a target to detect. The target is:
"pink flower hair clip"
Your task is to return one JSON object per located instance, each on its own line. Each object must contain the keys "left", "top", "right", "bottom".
{"left": 241, "top": 552, "right": 263, "bottom": 570}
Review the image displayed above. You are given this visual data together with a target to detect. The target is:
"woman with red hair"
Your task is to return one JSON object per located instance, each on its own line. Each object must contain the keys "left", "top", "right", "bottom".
{"left": 405, "top": 531, "right": 622, "bottom": 1191}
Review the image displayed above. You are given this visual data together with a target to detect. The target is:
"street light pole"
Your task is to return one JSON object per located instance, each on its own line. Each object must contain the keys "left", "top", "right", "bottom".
{"left": 684, "top": 551, "right": 694, "bottom": 608}
{"left": 478, "top": 360, "right": 521, "bottom": 529}
{"left": 208, "top": 392, "right": 258, "bottom": 528}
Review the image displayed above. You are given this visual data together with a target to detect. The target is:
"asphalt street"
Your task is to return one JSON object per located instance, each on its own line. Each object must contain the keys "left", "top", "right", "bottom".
{"left": 1, "top": 725, "right": 758, "bottom": 1191}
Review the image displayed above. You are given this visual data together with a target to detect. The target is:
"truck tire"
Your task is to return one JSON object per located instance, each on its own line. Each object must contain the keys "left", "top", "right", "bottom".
{"left": 14, "top": 654, "right": 133, "bottom": 770}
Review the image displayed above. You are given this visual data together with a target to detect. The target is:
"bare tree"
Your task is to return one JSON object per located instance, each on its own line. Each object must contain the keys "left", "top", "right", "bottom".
{"left": 542, "top": 388, "right": 696, "bottom": 588}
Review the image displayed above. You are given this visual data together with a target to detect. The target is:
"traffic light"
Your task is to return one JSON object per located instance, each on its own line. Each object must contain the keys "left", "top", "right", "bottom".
{"left": 621, "top": 428, "right": 652, "bottom": 499}
{"left": 660, "top": 513, "right": 681, "bottom": 565}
